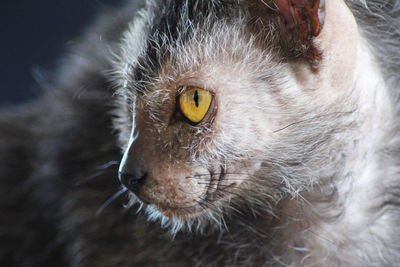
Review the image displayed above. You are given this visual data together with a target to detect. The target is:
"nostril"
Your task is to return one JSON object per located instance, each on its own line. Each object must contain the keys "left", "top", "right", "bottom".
{"left": 118, "top": 171, "right": 147, "bottom": 193}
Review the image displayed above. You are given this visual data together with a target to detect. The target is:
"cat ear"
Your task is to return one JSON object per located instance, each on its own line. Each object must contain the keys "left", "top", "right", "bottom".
{"left": 275, "top": 0, "right": 325, "bottom": 42}
{"left": 244, "top": 0, "right": 325, "bottom": 67}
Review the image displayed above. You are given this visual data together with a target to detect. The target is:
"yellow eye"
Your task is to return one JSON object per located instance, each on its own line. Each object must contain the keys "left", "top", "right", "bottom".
{"left": 179, "top": 87, "right": 213, "bottom": 123}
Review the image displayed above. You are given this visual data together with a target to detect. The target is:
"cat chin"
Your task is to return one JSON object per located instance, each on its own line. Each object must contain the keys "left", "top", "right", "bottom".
{"left": 126, "top": 192, "right": 227, "bottom": 235}
{"left": 144, "top": 205, "right": 202, "bottom": 235}
{"left": 145, "top": 205, "right": 228, "bottom": 236}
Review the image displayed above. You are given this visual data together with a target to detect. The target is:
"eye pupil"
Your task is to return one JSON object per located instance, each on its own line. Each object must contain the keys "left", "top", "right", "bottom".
{"left": 179, "top": 87, "right": 212, "bottom": 123}
{"left": 194, "top": 90, "right": 199, "bottom": 107}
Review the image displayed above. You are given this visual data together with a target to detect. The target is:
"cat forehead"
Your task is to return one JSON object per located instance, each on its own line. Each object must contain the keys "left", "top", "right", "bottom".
{"left": 117, "top": 0, "right": 278, "bottom": 94}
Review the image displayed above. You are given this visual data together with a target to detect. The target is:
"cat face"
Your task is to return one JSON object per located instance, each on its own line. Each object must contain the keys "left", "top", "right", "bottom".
{"left": 117, "top": 25, "right": 283, "bottom": 218}
{"left": 113, "top": 0, "right": 358, "bottom": 228}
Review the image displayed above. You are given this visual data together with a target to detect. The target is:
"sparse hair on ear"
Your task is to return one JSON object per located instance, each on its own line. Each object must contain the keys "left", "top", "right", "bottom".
{"left": 241, "top": 0, "right": 325, "bottom": 66}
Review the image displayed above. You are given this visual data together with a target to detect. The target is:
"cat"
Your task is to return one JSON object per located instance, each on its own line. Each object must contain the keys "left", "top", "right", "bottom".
{"left": 1, "top": 0, "right": 400, "bottom": 266}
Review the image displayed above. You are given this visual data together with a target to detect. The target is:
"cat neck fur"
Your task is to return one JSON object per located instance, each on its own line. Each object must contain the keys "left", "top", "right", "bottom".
{"left": 246, "top": 2, "right": 397, "bottom": 264}
{"left": 300, "top": 36, "right": 396, "bottom": 266}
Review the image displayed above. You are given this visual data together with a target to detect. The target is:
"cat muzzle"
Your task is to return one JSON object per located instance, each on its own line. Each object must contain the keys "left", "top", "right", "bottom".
{"left": 118, "top": 171, "right": 147, "bottom": 194}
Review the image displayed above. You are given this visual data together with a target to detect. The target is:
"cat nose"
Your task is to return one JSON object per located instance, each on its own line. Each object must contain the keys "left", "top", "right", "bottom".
{"left": 118, "top": 171, "right": 147, "bottom": 194}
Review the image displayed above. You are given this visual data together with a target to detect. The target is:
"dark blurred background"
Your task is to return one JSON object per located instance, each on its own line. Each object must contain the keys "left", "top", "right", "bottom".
{"left": 0, "top": 0, "right": 123, "bottom": 107}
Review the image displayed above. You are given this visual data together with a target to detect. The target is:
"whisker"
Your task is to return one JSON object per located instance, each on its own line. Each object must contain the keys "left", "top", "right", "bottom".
{"left": 193, "top": 178, "right": 244, "bottom": 185}
{"left": 197, "top": 197, "right": 219, "bottom": 210}
{"left": 188, "top": 177, "right": 247, "bottom": 182}
{"left": 75, "top": 160, "right": 120, "bottom": 186}
{"left": 187, "top": 172, "right": 247, "bottom": 177}
{"left": 186, "top": 174, "right": 248, "bottom": 182}
{"left": 211, "top": 186, "right": 249, "bottom": 202}
{"left": 97, "top": 160, "right": 120, "bottom": 170}
{"left": 96, "top": 187, "right": 128, "bottom": 216}
{"left": 75, "top": 171, "right": 105, "bottom": 186}
{"left": 272, "top": 111, "right": 354, "bottom": 133}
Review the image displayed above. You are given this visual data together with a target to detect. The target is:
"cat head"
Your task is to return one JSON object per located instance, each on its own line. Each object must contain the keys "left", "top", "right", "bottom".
{"left": 112, "top": 0, "right": 358, "bottom": 232}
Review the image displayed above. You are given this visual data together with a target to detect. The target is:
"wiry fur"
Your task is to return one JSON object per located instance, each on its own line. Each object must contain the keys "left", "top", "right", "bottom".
{"left": 1, "top": 0, "right": 400, "bottom": 266}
